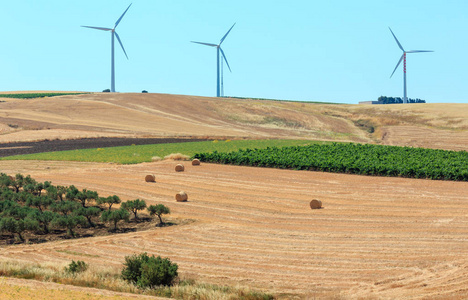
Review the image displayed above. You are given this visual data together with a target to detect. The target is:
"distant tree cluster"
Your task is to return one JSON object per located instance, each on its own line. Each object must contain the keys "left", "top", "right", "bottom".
{"left": 377, "top": 96, "right": 426, "bottom": 104}
{"left": 0, "top": 174, "right": 170, "bottom": 242}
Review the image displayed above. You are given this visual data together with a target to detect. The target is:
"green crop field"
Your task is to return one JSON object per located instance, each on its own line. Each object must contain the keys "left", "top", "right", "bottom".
{"left": 194, "top": 143, "right": 468, "bottom": 181}
{"left": 0, "top": 93, "right": 88, "bottom": 99}
{"left": 0, "top": 140, "right": 316, "bottom": 164}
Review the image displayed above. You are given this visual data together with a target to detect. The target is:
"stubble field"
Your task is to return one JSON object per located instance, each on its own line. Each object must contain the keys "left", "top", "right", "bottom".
{"left": 0, "top": 159, "right": 467, "bottom": 299}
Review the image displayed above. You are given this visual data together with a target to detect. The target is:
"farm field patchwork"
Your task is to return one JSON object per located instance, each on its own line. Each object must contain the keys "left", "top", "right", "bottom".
{"left": 1, "top": 95, "right": 468, "bottom": 298}
{"left": 5, "top": 139, "right": 467, "bottom": 182}
{"left": 0, "top": 139, "right": 316, "bottom": 164}
{"left": 0, "top": 159, "right": 467, "bottom": 299}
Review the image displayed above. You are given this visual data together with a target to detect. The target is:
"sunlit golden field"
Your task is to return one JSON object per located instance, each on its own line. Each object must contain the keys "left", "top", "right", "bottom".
{"left": 1, "top": 92, "right": 468, "bottom": 299}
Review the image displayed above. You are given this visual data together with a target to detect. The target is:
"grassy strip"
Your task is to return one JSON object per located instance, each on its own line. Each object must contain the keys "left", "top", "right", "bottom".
{"left": 0, "top": 139, "right": 317, "bottom": 164}
{"left": 0, "top": 260, "right": 274, "bottom": 299}
{"left": 194, "top": 143, "right": 468, "bottom": 181}
{"left": 0, "top": 93, "right": 88, "bottom": 99}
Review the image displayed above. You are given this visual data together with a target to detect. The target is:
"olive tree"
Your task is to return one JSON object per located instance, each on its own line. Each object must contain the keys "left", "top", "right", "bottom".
{"left": 101, "top": 208, "right": 129, "bottom": 230}
{"left": 121, "top": 199, "right": 147, "bottom": 220}
{"left": 97, "top": 195, "right": 121, "bottom": 211}
{"left": 51, "top": 215, "right": 87, "bottom": 237}
{"left": 147, "top": 204, "right": 170, "bottom": 225}
{"left": 76, "top": 206, "right": 102, "bottom": 227}
{"left": 0, "top": 217, "right": 39, "bottom": 242}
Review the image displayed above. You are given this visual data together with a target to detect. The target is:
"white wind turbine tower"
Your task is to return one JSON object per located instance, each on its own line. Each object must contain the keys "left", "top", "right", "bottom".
{"left": 389, "top": 27, "right": 433, "bottom": 104}
{"left": 82, "top": 4, "right": 132, "bottom": 92}
{"left": 191, "top": 23, "right": 236, "bottom": 97}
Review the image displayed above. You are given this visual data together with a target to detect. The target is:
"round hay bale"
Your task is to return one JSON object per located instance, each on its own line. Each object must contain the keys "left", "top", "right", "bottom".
{"left": 175, "top": 164, "right": 185, "bottom": 172}
{"left": 192, "top": 159, "right": 201, "bottom": 166}
{"left": 176, "top": 191, "right": 188, "bottom": 202}
{"left": 310, "top": 199, "right": 322, "bottom": 209}
{"left": 145, "top": 174, "right": 156, "bottom": 182}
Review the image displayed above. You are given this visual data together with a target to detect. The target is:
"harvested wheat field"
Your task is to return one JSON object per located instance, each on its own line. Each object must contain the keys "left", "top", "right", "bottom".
{"left": 0, "top": 159, "right": 467, "bottom": 299}
{"left": 1, "top": 92, "right": 468, "bottom": 151}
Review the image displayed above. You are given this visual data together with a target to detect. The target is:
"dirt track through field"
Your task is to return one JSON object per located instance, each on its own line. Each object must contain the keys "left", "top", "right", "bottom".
{"left": 0, "top": 160, "right": 467, "bottom": 299}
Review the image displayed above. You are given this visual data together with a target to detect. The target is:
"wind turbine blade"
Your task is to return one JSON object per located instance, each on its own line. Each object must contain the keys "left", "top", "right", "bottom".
{"left": 389, "top": 27, "right": 405, "bottom": 52}
{"left": 81, "top": 26, "right": 112, "bottom": 31}
{"left": 191, "top": 41, "right": 218, "bottom": 47}
{"left": 406, "top": 50, "right": 434, "bottom": 53}
{"left": 219, "top": 47, "right": 231, "bottom": 72}
{"left": 115, "top": 3, "right": 132, "bottom": 28}
{"left": 220, "top": 23, "right": 236, "bottom": 45}
{"left": 390, "top": 54, "right": 404, "bottom": 78}
{"left": 115, "top": 32, "right": 128, "bottom": 59}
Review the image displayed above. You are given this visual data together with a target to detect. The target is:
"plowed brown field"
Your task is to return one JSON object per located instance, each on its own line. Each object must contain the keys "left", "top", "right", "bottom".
{"left": 0, "top": 159, "right": 467, "bottom": 299}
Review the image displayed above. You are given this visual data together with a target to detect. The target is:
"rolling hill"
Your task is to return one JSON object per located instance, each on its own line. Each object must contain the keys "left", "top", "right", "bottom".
{"left": 0, "top": 92, "right": 467, "bottom": 151}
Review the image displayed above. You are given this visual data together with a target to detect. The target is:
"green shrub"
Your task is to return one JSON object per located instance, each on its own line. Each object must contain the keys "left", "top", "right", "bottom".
{"left": 122, "top": 253, "right": 178, "bottom": 288}
{"left": 65, "top": 260, "right": 88, "bottom": 274}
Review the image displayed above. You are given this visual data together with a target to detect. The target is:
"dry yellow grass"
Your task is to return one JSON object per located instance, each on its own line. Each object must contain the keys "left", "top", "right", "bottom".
{"left": 1, "top": 92, "right": 467, "bottom": 150}
{"left": 164, "top": 153, "right": 190, "bottom": 161}
{"left": 0, "top": 259, "right": 271, "bottom": 300}
{"left": 0, "top": 281, "right": 141, "bottom": 300}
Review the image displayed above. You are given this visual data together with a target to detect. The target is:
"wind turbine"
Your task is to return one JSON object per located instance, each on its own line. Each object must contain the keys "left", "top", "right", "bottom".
{"left": 389, "top": 27, "right": 433, "bottom": 104}
{"left": 192, "top": 23, "right": 236, "bottom": 97}
{"left": 82, "top": 4, "right": 132, "bottom": 93}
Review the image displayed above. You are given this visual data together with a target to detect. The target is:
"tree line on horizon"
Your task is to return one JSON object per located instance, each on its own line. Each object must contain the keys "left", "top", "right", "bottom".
{"left": 377, "top": 96, "right": 426, "bottom": 104}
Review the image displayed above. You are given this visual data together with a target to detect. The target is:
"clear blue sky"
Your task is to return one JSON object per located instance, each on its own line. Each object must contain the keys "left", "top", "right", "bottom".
{"left": 1, "top": 0, "right": 467, "bottom": 103}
